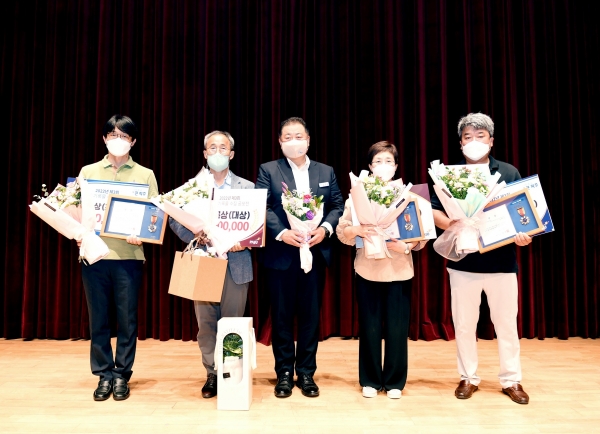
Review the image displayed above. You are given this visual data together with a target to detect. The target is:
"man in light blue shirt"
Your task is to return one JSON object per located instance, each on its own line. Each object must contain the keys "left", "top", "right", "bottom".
{"left": 169, "top": 130, "right": 254, "bottom": 399}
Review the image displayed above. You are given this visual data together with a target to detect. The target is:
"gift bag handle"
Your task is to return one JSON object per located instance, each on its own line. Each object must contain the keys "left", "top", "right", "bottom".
{"left": 181, "top": 238, "right": 200, "bottom": 257}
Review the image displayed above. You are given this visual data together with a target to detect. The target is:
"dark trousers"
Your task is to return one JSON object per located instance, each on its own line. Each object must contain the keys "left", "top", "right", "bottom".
{"left": 356, "top": 273, "right": 412, "bottom": 391}
{"left": 267, "top": 251, "right": 326, "bottom": 377}
{"left": 81, "top": 259, "right": 143, "bottom": 382}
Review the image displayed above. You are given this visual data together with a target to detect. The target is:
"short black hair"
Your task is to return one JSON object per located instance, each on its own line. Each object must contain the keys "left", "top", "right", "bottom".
{"left": 367, "top": 141, "right": 399, "bottom": 164}
{"left": 102, "top": 114, "right": 138, "bottom": 140}
{"left": 279, "top": 117, "right": 309, "bottom": 137}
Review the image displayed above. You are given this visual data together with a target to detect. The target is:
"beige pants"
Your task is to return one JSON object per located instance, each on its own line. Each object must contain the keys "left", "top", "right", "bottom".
{"left": 448, "top": 269, "right": 522, "bottom": 388}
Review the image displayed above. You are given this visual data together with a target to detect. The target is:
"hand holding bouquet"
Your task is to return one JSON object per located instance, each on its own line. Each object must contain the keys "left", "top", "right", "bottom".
{"left": 281, "top": 182, "right": 324, "bottom": 273}
{"left": 349, "top": 170, "right": 413, "bottom": 259}
{"left": 152, "top": 168, "right": 236, "bottom": 257}
{"left": 29, "top": 178, "right": 109, "bottom": 264}
{"left": 152, "top": 169, "right": 213, "bottom": 235}
{"left": 428, "top": 160, "right": 505, "bottom": 260}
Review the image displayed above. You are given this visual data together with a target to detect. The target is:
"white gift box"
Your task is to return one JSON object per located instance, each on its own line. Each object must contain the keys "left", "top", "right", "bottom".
{"left": 215, "top": 317, "right": 257, "bottom": 411}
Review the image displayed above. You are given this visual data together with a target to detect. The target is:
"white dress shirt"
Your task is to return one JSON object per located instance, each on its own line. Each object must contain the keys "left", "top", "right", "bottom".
{"left": 276, "top": 156, "right": 333, "bottom": 240}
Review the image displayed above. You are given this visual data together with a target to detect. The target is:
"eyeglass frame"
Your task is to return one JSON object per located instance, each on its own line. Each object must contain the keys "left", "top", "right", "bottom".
{"left": 205, "top": 145, "right": 232, "bottom": 155}
{"left": 106, "top": 131, "right": 133, "bottom": 142}
{"left": 370, "top": 159, "right": 396, "bottom": 166}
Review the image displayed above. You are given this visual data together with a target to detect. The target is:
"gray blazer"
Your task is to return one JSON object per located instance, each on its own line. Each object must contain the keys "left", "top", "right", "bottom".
{"left": 169, "top": 171, "right": 254, "bottom": 285}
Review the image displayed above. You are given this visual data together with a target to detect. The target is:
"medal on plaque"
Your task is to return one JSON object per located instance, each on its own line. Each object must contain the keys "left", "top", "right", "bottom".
{"left": 403, "top": 211, "right": 413, "bottom": 231}
{"left": 517, "top": 207, "right": 530, "bottom": 225}
{"left": 148, "top": 213, "right": 158, "bottom": 233}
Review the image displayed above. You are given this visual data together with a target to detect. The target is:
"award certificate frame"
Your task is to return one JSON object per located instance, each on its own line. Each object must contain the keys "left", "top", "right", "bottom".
{"left": 353, "top": 196, "right": 426, "bottom": 248}
{"left": 85, "top": 179, "right": 150, "bottom": 234}
{"left": 478, "top": 188, "right": 544, "bottom": 253}
{"left": 100, "top": 194, "right": 167, "bottom": 244}
{"left": 393, "top": 198, "right": 426, "bottom": 243}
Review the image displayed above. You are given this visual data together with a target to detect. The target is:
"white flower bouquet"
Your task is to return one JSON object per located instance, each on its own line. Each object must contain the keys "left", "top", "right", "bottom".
{"left": 428, "top": 160, "right": 505, "bottom": 260}
{"left": 152, "top": 168, "right": 237, "bottom": 257}
{"left": 192, "top": 246, "right": 218, "bottom": 258}
{"left": 349, "top": 170, "right": 413, "bottom": 259}
{"left": 281, "top": 182, "right": 325, "bottom": 273}
{"left": 29, "top": 178, "right": 109, "bottom": 264}
{"left": 156, "top": 177, "right": 212, "bottom": 206}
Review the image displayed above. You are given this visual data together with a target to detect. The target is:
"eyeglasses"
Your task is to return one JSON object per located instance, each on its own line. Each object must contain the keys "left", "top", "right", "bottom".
{"left": 107, "top": 132, "right": 132, "bottom": 142}
{"left": 371, "top": 159, "right": 395, "bottom": 166}
{"left": 206, "top": 146, "right": 231, "bottom": 155}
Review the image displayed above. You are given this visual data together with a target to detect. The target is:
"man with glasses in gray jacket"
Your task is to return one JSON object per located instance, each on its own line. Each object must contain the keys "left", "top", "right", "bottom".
{"left": 169, "top": 130, "right": 254, "bottom": 399}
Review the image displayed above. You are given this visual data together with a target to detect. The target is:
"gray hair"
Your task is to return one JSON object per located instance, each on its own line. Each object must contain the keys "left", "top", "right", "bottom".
{"left": 457, "top": 112, "right": 494, "bottom": 137}
{"left": 203, "top": 130, "right": 235, "bottom": 150}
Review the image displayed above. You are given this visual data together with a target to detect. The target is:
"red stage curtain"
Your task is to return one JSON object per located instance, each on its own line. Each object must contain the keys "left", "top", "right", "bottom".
{"left": 1, "top": 0, "right": 598, "bottom": 342}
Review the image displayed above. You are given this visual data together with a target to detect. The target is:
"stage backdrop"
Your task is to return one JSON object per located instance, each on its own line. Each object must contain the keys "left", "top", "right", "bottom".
{"left": 1, "top": 0, "right": 598, "bottom": 342}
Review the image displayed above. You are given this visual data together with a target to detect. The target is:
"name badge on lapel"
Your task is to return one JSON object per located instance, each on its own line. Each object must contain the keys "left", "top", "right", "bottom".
{"left": 319, "top": 182, "right": 329, "bottom": 187}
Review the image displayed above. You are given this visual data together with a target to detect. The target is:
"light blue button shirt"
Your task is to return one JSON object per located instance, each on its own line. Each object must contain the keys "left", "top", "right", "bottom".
{"left": 215, "top": 169, "right": 232, "bottom": 190}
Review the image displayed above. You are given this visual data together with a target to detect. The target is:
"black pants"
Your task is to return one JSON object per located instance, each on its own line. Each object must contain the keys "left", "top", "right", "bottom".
{"left": 356, "top": 273, "right": 412, "bottom": 391}
{"left": 81, "top": 259, "right": 143, "bottom": 382}
{"left": 267, "top": 252, "right": 326, "bottom": 377}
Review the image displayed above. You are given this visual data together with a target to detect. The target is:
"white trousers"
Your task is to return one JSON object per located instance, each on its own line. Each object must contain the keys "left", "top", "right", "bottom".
{"left": 448, "top": 268, "right": 522, "bottom": 388}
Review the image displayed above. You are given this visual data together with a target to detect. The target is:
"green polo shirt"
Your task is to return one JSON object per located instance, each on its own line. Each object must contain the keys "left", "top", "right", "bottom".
{"left": 79, "top": 155, "right": 159, "bottom": 261}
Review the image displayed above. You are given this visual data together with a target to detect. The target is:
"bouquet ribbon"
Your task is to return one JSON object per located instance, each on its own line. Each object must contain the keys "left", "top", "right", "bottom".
{"left": 78, "top": 177, "right": 110, "bottom": 265}
{"left": 161, "top": 199, "right": 237, "bottom": 258}
{"left": 284, "top": 211, "right": 324, "bottom": 273}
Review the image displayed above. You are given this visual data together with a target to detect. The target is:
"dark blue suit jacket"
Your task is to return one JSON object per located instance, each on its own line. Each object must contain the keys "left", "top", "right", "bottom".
{"left": 255, "top": 158, "right": 344, "bottom": 270}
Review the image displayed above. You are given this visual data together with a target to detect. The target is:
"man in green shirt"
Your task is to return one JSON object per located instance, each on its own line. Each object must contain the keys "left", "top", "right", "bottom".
{"left": 78, "top": 114, "right": 158, "bottom": 401}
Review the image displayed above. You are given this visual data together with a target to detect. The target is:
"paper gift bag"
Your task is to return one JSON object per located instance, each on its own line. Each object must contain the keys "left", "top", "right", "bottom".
{"left": 167, "top": 251, "right": 228, "bottom": 302}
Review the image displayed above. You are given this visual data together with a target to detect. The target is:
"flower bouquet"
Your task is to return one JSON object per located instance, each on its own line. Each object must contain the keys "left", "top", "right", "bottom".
{"left": 281, "top": 182, "right": 325, "bottom": 273}
{"left": 152, "top": 168, "right": 237, "bottom": 257}
{"left": 428, "top": 160, "right": 505, "bottom": 260}
{"left": 349, "top": 170, "right": 413, "bottom": 259}
{"left": 29, "top": 178, "right": 109, "bottom": 264}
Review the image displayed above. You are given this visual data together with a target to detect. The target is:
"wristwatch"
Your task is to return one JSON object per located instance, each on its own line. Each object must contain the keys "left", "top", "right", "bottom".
{"left": 404, "top": 243, "right": 410, "bottom": 255}
{"left": 322, "top": 226, "right": 331, "bottom": 238}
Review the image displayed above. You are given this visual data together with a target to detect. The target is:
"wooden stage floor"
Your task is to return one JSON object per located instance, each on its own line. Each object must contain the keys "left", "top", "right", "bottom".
{"left": 1, "top": 337, "right": 599, "bottom": 433}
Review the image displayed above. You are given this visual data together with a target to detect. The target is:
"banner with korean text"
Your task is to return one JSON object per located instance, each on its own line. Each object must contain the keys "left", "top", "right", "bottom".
{"left": 213, "top": 189, "right": 267, "bottom": 247}
{"left": 85, "top": 179, "right": 150, "bottom": 234}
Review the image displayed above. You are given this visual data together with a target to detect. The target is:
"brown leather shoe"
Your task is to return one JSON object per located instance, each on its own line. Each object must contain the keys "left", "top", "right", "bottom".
{"left": 502, "top": 383, "right": 529, "bottom": 404}
{"left": 455, "top": 380, "right": 478, "bottom": 399}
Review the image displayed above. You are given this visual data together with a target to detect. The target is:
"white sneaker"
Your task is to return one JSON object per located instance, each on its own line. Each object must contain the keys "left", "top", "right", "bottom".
{"left": 362, "top": 386, "right": 378, "bottom": 398}
{"left": 387, "top": 389, "right": 402, "bottom": 399}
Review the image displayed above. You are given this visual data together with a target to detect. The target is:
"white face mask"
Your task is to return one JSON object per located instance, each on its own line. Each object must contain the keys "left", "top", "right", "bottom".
{"left": 461, "top": 140, "right": 491, "bottom": 161}
{"left": 371, "top": 164, "right": 396, "bottom": 181}
{"left": 207, "top": 153, "right": 230, "bottom": 172}
{"left": 281, "top": 139, "right": 308, "bottom": 159}
{"left": 106, "top": 138, "right": 132, "bottom": 157}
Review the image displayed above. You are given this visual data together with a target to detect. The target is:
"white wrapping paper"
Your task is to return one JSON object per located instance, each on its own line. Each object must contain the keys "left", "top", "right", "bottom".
{"left": 29, "top": 177, "right": 109, "bottom": 264}
{"left": 349, "top": 171, "right": 413, "bottom": 259}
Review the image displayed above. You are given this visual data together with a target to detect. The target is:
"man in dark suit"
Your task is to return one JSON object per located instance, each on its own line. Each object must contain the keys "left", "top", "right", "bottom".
{"left": 255, "top": 117, "right": 344, "bottom": 398}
